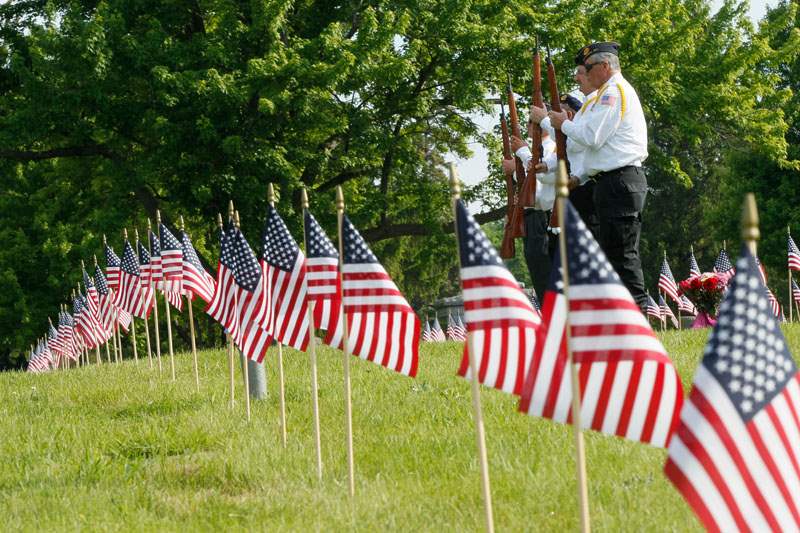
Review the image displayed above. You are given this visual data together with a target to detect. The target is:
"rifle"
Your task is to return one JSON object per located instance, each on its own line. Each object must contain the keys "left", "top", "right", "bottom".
{"left": 498, "top": 99, "right": 522, "bottom": 257}
{"left": 499, "top": 79, "right": 529, "bottom": 258}
{"left": 546, "top": 46, "right": 570, "bottom": 229}
{"left": 523, "top": 39, "right": 543, "bottom": 209}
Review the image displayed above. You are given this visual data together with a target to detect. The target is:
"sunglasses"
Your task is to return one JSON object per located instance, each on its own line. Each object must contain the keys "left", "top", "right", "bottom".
{"left": 584, "top": 60, "right": 605, "bottom": 73}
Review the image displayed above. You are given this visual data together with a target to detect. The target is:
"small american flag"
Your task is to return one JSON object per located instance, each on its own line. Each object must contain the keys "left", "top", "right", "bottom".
{"left": 519, "top": 201, "right": 683, "bottom": 448}
{"left": 714, "top": 248, "right": 735, "bottom": 276}
{"left": 689, "top": 248, "right": 701, "bottom": 277}
{"left": 342, "top": 214, "right": 419, "bottom": 377}
{"left": 94, "top": 264, "right": 120, "bottom": 338}
{"left": 665, "top": 246, "right": 800, "bottom": 532}
{"left": 78, "top": 292, "right": 106, "bottom": 348}
{"left": 47, "top": 318, "right": 63, "bottom": 358}
{"left": 455, "top": 199, "right": 540, "bottom": 394}
{"left": 180, "top": 231, "right": 216, "bottom": 303}
{"left": 105, "top": 242, "right": 121, "bottom": 291}
{"left": 756, "top": 256, "right": 783, "bottom": 320}
{"left": 304, "top": 209, "right": 344, "bottom": 348}
{"left": 446, "top": 313, "right": 457, "bottom": 340}
{"left": 647, "top": 294, "right": 663, "bottom": 323}
{"left": 159, "top": 222, "right": 184, "bottom": 292}
{"left": 789, "top": 235, "right": 800, "bottom": 272}
{"left": 678, "top": 295, "right": 698, "bottom": 316}
{"left": 431, "top": 316, "right": 446, "bottom": 342}
{"left": 261, "top": 205, "right": 309, "bottom": 351}
{"left": 56, "top": 310, "right": 77, "bottom": 361}
{"left": 454, "top": 314, "right": 467, "bottom": 341}
{"left": 659, "top": 257, "right": 680, "bottom": 303}
{"left": 114, "top": 240, "right": 154, "bottom": 319}
{"left": 206, "top": 223, "right": 239, "bottom": 339}
{"left": 659, "top": 294, "right": 679, "bottom": 328}
{"left": 792, "top": 279, "right": 800, "bottom": 304}
{"left": 149, "top": 229, "right": 163, "bottom": 282}
{"left": 83, "top": 267, "right": 109, "bottom": 342}
{"left": 421, "top": 320, "right": 432, "bottom": 342}
{"left": 230, "top": 225, "right": 271, "bottom": 363}
{"left": 138, "top": 241, "right": 152, "bottom": 286}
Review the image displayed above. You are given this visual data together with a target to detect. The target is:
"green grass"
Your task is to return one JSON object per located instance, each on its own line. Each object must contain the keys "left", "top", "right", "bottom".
{"left": 5, "top": 325, "right": 800, "bottom": 531}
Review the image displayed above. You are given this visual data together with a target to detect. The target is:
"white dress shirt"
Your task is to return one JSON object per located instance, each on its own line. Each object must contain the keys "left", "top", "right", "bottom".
{"left": 560, "top": 73, "right": 647, "bottom": 176}
{"left": 514, "top": 136, "right": 556, "bottom": 211}
{"left": 540, "top": 90, "right": 596, "bottom": 184}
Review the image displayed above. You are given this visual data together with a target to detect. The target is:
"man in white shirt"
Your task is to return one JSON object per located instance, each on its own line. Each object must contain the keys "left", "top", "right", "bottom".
{"left": 541, "top": 41, "right": 649, "bottom": 312}
{"left": 502, "top": 129, "right": 557, "bottom": 298}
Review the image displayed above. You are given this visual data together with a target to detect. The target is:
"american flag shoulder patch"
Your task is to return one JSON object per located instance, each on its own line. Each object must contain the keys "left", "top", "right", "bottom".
{"left": 600, "top": 94, "right": 617, "bottom": 107}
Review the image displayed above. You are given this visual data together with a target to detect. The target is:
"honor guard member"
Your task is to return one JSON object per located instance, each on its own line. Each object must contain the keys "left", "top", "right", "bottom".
{"left": 504, "top": 128, "right": 558, "bottom": 299}
{"left": 545, "top": 42, "right": 649, "bottom": 312}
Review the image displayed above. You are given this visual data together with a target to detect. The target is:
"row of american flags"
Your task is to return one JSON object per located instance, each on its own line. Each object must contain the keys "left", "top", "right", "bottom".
{"left": 24, "top": 182, "right": 800, "bottom": 530}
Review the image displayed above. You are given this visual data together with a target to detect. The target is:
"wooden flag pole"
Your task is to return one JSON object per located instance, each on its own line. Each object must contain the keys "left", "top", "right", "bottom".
{"left": 449, "top": 163, "right": 494, "bottom": 533}
{"left": 148, "top": 219, "right": 164, "bottom": 374}
{"left": 234, "top": 211, "right": 251, "bottom": 422}
{"left": 180, "top": 216, "right": 201, "bottom": 392}
{"left": 789, "top": 227, "right": 793, "bottom": 323}
{"left": 135, "top": 230, "right": 154, "bottom": 369}
{"left": 659, "top": 290, "right": 666, "bottom": 331}
{"left": 115, "top": 310, "right": 123, "bottom": 363}
{"left": 268, "top": 184, "right": 288, "bottom": 447}
{"left": 336, "top": 185, "right": 356, "bottom": 497}
{"left": 157, "top": 211, "right": 177, "bottom": 381}
{"left": 219, "top": 212, "right": 235, "bottom": 408}
{"left": 301, "top": 187, "right": 323, "bottom": 481}
{"left": 743, "top": 193, "right": 759, "bottom": 258}
{"left": 556, "top": 160, "right": 591, "bottom": 533}
{"left": 123, "top": 229, "right": 139, "bottom": 364}
{"left": 228, "top": 334, "right": 235, "bottom": 409}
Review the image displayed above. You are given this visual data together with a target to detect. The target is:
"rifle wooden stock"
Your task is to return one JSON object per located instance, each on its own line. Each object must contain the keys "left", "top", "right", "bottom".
{"left": 546, "top": 52, "right": 570, "bottom": 229}
{"left": 499, "top": 103, "right": 521, "bottom": 259}
{"left": 500, "top": 85, "right": 529, "bottom": 259}
{"left": 523, "top": 45, "right": 543, "bottom": 209}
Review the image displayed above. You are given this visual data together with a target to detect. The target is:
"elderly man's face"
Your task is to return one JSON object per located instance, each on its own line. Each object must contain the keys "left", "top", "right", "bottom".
{"left": 585, "top": 58, "right": 611, "bottom": 87}
{"left": 574, "top": 65, "right": 594, "bottom": 95}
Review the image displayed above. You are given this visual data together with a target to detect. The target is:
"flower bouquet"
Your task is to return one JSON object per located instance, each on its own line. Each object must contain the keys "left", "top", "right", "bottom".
{"left": 678, "top": 272, "right": 731, "bottom": 328}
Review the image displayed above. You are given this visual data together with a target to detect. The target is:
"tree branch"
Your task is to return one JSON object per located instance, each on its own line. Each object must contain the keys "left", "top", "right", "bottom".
{"left": 359, "top": 206, "right": 506, "bottom": 242}
{"left": 316, "top": 166, "right": 380, "bottom": 193}
{"left": 0, "top": 144, "right": 114, "bottom": 161}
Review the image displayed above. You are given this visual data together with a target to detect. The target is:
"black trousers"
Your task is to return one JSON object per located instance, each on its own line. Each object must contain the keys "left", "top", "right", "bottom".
{"left": 593, "top": 166, "right": 648, "bottom": 312}
{"left": 569, "top": 181, "right": 599, "bottom": 238}
{"left": 524, "top": 209, "right": 558, "bottom": 299}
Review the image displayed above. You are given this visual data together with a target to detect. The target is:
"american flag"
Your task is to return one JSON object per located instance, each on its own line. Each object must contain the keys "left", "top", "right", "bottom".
{"left": 206, "top": 223, "right": 239, "bottom": 339}
{"left": 83, "top": 267, "right": 108, "bottom": 341}
{"left": 689, "top": 248, "right": 701, "bottom": 277}
{"left": 47, "top": 318, "right": 63, "bottom": 358}
{"left": 94, "top": 264, "right": 120, "bottom": 338}
{"left": 180, "top": 231, "right": 216, "bottom": 303}
{"left": 789, "top": 234, "right": 800, "bottom": 271}
{"left": 431, "top": 316, "right": 446, "bottom": 342}
{"left": 261, "top": 205, "right": 309, "bottom": 351}
{"left": 149, "top": 229, "right": 163, "bottom": 282}
{"left": 454, "top": 314, "right": 467, "bottom": 341}
{"left": 138, "top": 241, "right": 152, "bottom": 285}
{"left": 647, "top": 294, "right": 663, "bottom": 323}
{"left": 659, "top": 294, "right": 679, "bottom": 328}
{"left": 446, "top": 313, "right": 457, "bottom": 340}
{"left": 792, "top": 279, "right": 800, "bottom": 304}
{"left": 756, "top": 256, "right": 783, "bottom": 320}
{"left": 105, "top": 242, "right": 121, "bottom": 291}
{"left": 678, "top": 295, "right": 698, "bottom": 316}
{"left": 28, "top": 341, "right": 52, "bottom": 373}
{"left": 114, "top": 240, "right": 154, "bottom": 319}
{"left": 159, "top": 223, "right": 184, "bottom": 287}
{"left": 342, "top": 214, "right": 419, "bottom": 377}
{"left": 659, "top": 257, "right": 681, "bottom": 303}
{"left": 665, "top": 246, "right": 800, "bottom": 532}
{"left": 421, "top": 320, "right": 432, "bottom": 342}
{"left": 230, "top": 225, "right": 271, "bottom": 363}
{"left": 518, "top": 202, "right": 683, "bottom": 448}
{"left": 56, "top": 310, "right": 77, "bottom": 361}
{"left": 714, "top": 248, "right": 735, "bottom": 276}
{"left": 304, "top": 209, "right": 344, "bottom": 348}
{"left": 455, "top": 199, "right": 540, "bottom": 394}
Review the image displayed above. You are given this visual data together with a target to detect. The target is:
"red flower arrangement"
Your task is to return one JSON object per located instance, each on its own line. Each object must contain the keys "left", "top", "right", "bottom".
{"left": 679, "top": 272, "right": 731, "bottom": 317}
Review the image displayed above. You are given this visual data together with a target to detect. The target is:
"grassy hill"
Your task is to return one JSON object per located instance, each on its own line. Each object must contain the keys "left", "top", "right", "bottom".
{"left": 6, "top": 326, "right": 800, "bottom": 531}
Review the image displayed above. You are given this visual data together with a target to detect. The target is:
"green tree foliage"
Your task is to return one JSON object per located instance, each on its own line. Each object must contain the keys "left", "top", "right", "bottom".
{"left": 0, "top": 0, "right": 796, "bottom": 368}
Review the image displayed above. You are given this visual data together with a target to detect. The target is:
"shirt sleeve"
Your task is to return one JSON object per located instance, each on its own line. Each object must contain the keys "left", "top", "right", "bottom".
{"left": 561, "top": 84, "right": 623, "bottom": 149}
{"left": 515, "top": 146, "right": 532, "bottom": 169}
{"left": 541, "top": 151, "right": 558, "bottom": 174}
{"left": 539, "top": 117, "right": 555, "bottom": 138}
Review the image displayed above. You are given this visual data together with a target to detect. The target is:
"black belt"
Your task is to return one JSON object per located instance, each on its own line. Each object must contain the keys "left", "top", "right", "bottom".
{"left": 592, "top": 165, "right": 639, "bottom": 181}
